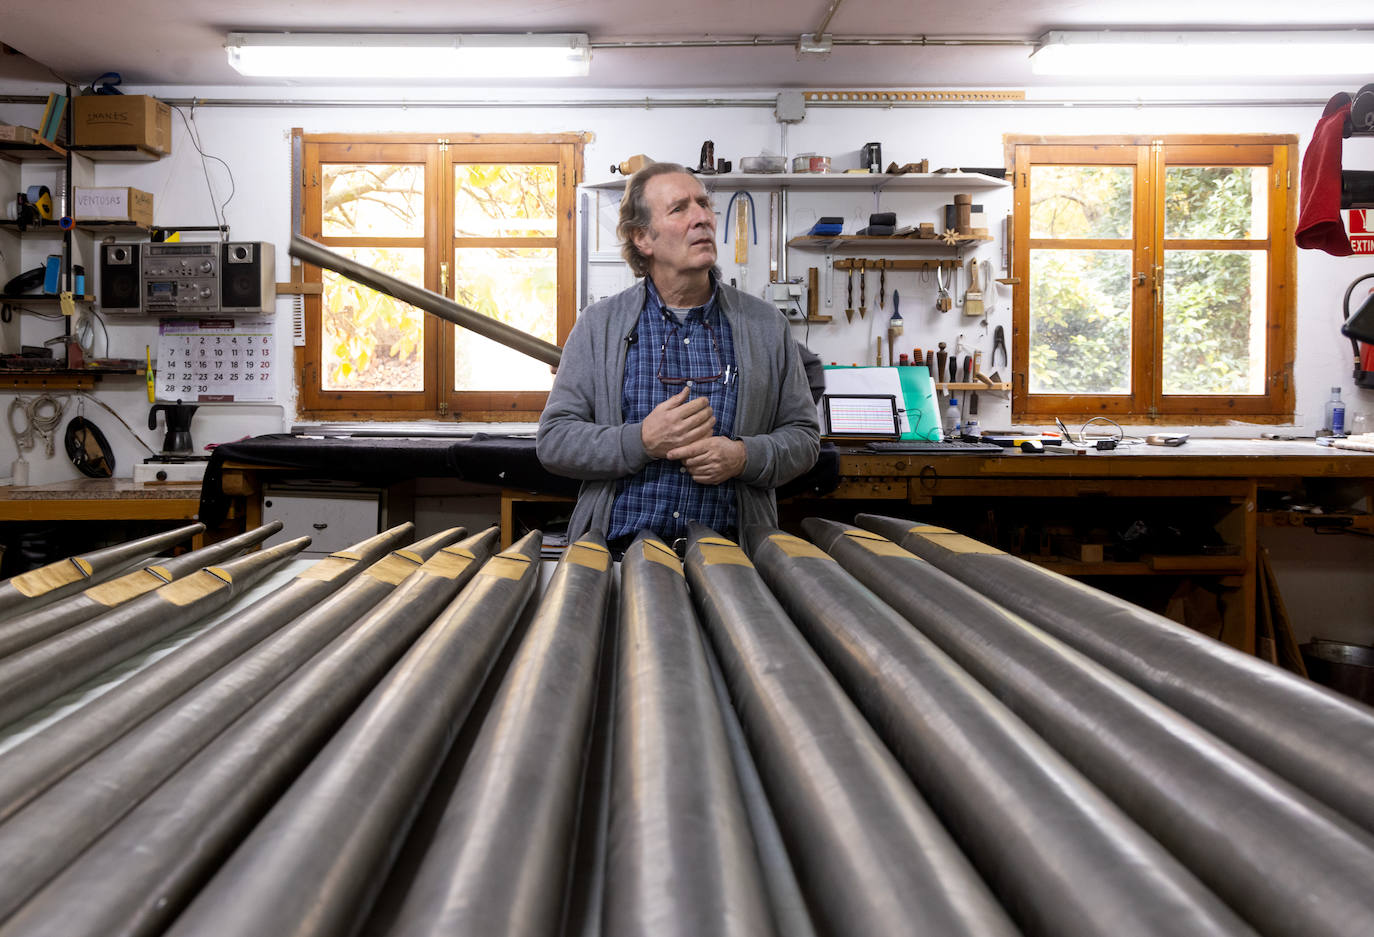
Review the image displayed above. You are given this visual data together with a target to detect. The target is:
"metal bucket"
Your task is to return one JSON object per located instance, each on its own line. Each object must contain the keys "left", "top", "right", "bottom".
{"left": 1301, "top": 639, "right": 1374, "bottom": 706}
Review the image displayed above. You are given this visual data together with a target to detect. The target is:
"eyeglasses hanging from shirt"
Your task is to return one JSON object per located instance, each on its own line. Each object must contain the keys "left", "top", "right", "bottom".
{"left": 657, "top": 318, "right": 734, "bottom": 387}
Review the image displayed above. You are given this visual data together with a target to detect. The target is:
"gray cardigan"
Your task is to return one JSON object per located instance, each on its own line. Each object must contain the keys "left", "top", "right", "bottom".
{"left": 536, "top": 279, "right": 820, "bottom": 540}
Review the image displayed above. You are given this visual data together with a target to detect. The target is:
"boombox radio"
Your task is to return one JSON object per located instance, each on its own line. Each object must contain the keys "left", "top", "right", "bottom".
{"left": 98, "top": 241, "right": 275, "bottom": 316}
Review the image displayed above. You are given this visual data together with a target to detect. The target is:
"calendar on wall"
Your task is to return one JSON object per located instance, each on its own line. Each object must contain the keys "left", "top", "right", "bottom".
{"left": 156, "top": 317, "right": 276, "bottom": 402}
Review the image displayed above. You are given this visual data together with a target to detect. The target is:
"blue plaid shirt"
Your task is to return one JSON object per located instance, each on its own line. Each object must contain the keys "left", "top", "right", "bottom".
{"left": 609, "top": 278, "right": 738, "bottom": 542}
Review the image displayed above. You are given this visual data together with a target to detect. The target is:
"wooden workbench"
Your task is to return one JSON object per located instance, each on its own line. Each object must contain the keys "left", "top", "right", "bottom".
{"left": 809, "top": 438, "right": 1374, "bottom": 656}
{"left": 499, "top": 439, "right": 1373, "bottom": 655}
{"left": 0, "top": 479, "right": 206, "bottom": 564}
{"left": 0, "top": 478, "right": 203, "bottom": 522}
{"left": 207, "top": 435, "right": 1372, "bottom": 656}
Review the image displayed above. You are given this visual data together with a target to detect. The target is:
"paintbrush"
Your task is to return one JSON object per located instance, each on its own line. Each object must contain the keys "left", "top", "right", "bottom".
{"left": 963, "top": 258, "right": 984, "bottom": 317}
{"left": 887, "top": 290, "right": 903, "bottom": 366}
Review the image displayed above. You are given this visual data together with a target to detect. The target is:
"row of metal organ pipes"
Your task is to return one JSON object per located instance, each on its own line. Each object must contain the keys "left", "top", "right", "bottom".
{"left": 0, "top": 512, "right": 1372, "bottom": 937}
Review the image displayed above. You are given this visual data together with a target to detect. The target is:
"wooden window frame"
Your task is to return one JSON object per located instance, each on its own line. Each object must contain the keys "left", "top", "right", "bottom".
{"left": 295, "top": 131, "right": 585, "bottom": 422}
{"left": 1005, "top": 134, "right": 1297, "bottom": 425}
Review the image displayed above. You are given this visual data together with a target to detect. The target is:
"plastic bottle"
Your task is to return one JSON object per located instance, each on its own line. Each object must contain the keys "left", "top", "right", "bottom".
{"left": 945, "top": 396, "right": 961, "bottom": 436}
{"left": 1323, "top": 387, "right": 1346, "bottom": 436}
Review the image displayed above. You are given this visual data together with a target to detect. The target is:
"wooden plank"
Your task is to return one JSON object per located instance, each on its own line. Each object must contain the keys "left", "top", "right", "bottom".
{"left": 1260, "top": 548, "right": 1309, "bottom": 678}
{"left": 0, "top": 497, "right": 199, "bottom": 522}
{"left": 1253, "top": 556, "right": 1280, "bottom": 665}
{"left": 275, "top": 281, "right": 322, "bottom": 295}
{"left": 824, "top": 478, "right": 907, "bottom": 500}
{"left": 885, "top": 477, "right": 1250, "bottom": 499}
{"left": 1145, "top": 554, "right": 1248, "bottom": 573}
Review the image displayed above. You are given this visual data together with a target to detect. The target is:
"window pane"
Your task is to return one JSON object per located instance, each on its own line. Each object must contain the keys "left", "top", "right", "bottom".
{"left": 1165, "top": 167, "right": 1267, "bottom": 239}
{"left": 1162, "top": 250, "right": 1267, "bottom": 395}
{"left": 1028, "top": 249, "right": 1132, "bottom": 394}
{"left": 322, "top": 247, "right": 426, "bottom": 392}
{"left": 451, "top": 247, "right": 556, "bottom": 392}
{"left": 321, "top": 164, "right": 424, "bottom": 238}
{"left": 1030, "top": 166, "right": 1133, "bottom": 239}
{"left": 453, "top": 164, "right": 557, "bottom": 238}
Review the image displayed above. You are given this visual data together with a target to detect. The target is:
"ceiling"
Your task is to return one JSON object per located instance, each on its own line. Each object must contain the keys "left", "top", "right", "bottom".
{"left": 2, "top": 0, "right": 1372, "bottom": 92}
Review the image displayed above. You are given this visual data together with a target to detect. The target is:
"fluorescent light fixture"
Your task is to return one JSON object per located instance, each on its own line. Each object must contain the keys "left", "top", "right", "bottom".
{"left": 1031, "top": 30, "right": 1374, "bottom": 77}
{"left": 225, "top": 32, "right": 591, "bottom": 79}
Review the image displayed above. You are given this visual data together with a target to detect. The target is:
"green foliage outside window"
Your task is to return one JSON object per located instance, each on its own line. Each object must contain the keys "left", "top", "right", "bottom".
{"left": 1028, "top": 164, "right": 1264, "bottom": 397}
{"left": 320, "top": 161, "right": 559, "bottom": 391}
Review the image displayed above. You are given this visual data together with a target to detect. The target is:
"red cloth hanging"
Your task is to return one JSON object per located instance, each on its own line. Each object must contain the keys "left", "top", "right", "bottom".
{"left": 1296, "top": 93, "right": 1354, "bottom": 256}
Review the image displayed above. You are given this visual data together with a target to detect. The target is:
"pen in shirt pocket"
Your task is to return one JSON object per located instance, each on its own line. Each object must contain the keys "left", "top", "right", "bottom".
{"left": 723, "top": 364, "right": 736, "bottom": 385}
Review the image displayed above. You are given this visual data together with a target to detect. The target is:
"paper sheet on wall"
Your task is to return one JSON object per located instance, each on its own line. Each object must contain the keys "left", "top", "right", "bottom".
{"left": 156, "top": 316, "right": 275, "bottom": 402}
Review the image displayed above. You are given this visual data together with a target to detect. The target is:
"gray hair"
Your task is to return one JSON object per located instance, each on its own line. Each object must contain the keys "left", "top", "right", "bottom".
{"left": 617, "top": 162, "right": 695, "bottom": 278}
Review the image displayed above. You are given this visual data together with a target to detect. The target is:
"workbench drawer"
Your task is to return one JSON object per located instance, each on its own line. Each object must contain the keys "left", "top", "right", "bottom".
{"left": 260, "top": 486, "right": 383, "bottom": 556}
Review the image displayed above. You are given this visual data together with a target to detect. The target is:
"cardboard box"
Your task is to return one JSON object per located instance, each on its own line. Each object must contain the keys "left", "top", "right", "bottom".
{"left": 0, "top": 124, "right": 37, "bottom": 144}
{"left": 71, "top": 95, "right": 172, "bottom": 154}
{"left": 73, "top": 186, "right": 154, "bottom": 227}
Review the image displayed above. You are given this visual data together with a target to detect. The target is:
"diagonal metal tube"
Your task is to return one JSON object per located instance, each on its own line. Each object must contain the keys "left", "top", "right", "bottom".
{"left": 601, "top": 531, "right": 777, "bottom": 937}
{"left": 809, "top": 517, "right": 1374, "bottom": 937}
{"left": 0, "top": 522, "right": 205, "bottom": 620}
{"left": 0, "top": 522, "right": 282, "bottom": 660}
{"left": 288, "top": 234, "right": 562, "bottom": 367}
{"left": 753, "top": 527, "right": 1252, "bottom": 937}
{"left": 683, "top": 523, "right": 1018, "bottom": 937}
{"left": 383, "top": 533, "right": 612, "bottom": 937}
{"left": 0, "top": 535, "right": 309, "bottom": 733}
{"left": 856, "top": 512, "right": 1374, "bottom": 837}
{"left": 0, "top": 528, "right": 500, "bottom": 937}
{"left": 163, "top": 530, "right": 544, "bottom": 937}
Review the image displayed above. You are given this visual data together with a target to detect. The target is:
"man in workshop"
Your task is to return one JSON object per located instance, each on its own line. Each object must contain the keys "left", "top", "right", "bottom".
{"left": 537, "top": 161, "right": 820, "bottom": 552}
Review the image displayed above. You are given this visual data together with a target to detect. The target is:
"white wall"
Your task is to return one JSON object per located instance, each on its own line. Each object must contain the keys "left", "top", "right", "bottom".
{"left": 2, "top": 84, "right": 1372, "bottom": 485}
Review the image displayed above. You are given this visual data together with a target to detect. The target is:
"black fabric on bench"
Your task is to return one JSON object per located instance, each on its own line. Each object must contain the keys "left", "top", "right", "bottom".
{"left": 198, "top": 433, "right": 838, "bottom": 527}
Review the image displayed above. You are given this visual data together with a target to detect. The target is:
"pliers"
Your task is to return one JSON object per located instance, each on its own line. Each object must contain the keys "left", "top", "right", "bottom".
{"left": 992, "top": 325, "right": 1008, "bottom": 369}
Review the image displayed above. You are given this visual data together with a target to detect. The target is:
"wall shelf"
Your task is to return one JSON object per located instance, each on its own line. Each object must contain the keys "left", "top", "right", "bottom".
{"left": 0, "top": 367, "right": 143, "bottom": 390}
{"left": 0, "top": 219, "right": 65, "bottom": 235}
{"left": 584, "top": 171, "right": 1010, "bottom": 192}
{"left": 0, "top": 138, "right": 65, "bottom": 162}
{"left": 0, "top": 294, "right": 95, "bottom": 304}
{"left": 68, "top": 144, "right": 165, "bottom": 163}
{"left": 790, "top": 234, "right": 993, "bottom": 254}
{"left": 936, "top": 381, "right": 1011, "bottom": 392}
{"left": 0, "top": 219, "right": 152, "bottom": 237}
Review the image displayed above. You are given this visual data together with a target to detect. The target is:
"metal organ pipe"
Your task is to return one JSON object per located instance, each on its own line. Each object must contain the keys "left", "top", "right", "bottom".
{"left": 0, "top": 522, "right": 280, "bottom": 659}
{"left": 0, "top": 528, "right": 471, "bottom": 923}
{"left": 856, "top": 512, "right": 1374, "bottom": 837}
{"left": 0, "top": 522, "right": 205, "bottom": 620}
{"left": 807, "top": 518, "right": 1374, "bottom": 937}
{"left": 162, "top": 531, "right": 544, "bottom": 937}
{"left": 751, "top": 529, "right": 1255, "bottom": 937}
{"left": 288, "top": 235, "right": 562, "bottom": 368}
{"left": 0, "top": 535, "right": 309, "bottom": 732}
{"left": 601, "top": 532, "right": 778, "bottom": 937}
{"left": 0, "top": 523, "right": 427, "bottom": 825}
{"left": 383, "top": 534, "right": 612, "bottom": 937}
{"left": 683, "top": 525, "right": 1019, "bottom": 937}
{"left": 0, "top": 529, "right": 499, "bottom": 937}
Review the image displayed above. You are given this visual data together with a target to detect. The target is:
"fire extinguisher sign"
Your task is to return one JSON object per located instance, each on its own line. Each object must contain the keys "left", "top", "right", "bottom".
{"left": 1351, "top": 209, "right": 1374, "bottom": 254}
